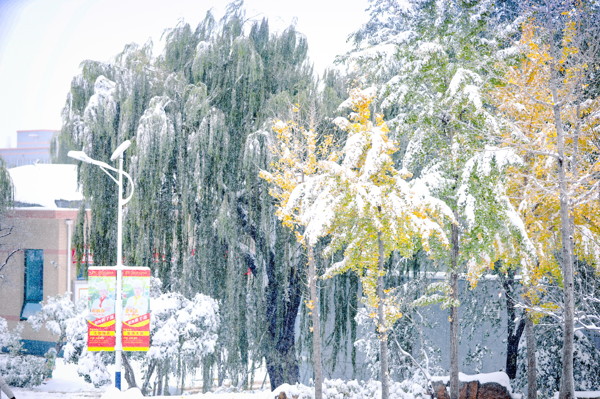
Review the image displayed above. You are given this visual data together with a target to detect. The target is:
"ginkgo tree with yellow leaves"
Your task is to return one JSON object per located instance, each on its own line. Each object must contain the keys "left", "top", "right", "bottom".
{"left": 495, "top": 2, "right": 600, "bottom": 397}
{"left": 343, "top": 0, "right": 539, "bottom": 395}
{"left": 279, "top": 88, "right": 454, "bottom": 399}
{"left": 262, "top": 88, "right": 454, "bottom": 399}
{"left": 259, "top": 105, "right": 338, "bottom": 399}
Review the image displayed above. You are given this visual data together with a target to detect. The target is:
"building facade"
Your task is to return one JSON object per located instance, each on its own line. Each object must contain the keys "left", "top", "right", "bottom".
{"left": 0, "top": 164, "right": 85, "bottom": 355}
{"left": 0, "top": 130, "right": 58, "bottom": 168}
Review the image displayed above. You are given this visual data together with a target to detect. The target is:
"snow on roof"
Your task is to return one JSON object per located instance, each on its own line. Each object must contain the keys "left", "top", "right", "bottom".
{"left": 8, "top": 163, "right": 83, "bottom": 209}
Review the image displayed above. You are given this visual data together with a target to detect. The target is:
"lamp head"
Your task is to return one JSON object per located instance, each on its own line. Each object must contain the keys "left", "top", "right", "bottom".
{"left": 67, "top": 150, "right": 93, "bottom": 164}
{"left": 110, "top": 140, "right": 131, "bottom": 161}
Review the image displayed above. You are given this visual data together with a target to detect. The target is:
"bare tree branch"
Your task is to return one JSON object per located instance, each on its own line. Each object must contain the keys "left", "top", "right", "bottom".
{"left": 0, "top": 225, "right": 14, "bottom": 239}
{"left": 0, "top": 248, "right": 21, "bottom": 274}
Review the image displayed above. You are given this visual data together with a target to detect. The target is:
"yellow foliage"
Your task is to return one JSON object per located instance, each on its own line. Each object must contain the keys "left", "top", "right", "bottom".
{"left": 494, "top": 13, "right": 600, "bottom": 312}
{"left": 263, "top": 89, "right": 450, "bottom": 336}
{"left": 259, "top": 110, "right": 336, "bottom": 244}
{"left": 319, "top": 88, "right": 451, "bottom": 330}
{"left": 305, "top": 299, "right": 315, "bottom": 311}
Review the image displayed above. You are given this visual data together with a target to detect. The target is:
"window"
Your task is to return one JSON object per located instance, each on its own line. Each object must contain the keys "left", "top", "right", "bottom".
{"left": 21, "top": 249, "right": 43, "bottom": 320}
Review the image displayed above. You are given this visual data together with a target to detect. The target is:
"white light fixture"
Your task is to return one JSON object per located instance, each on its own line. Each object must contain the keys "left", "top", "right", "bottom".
{"left": 110, "top": 140, "right": 131, "bottom": 161}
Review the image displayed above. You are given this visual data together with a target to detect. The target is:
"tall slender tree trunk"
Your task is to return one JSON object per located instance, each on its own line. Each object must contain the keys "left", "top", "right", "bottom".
{"left": 201, "top": 354, "right": 213, "bottom": 393}
{"left": 449, "top": 223, "right": 460, "bottom": 399}
{"left": 503, "top": 270, "right": 526, "bottom": 380}
{"left": 377, "top": 232, "right": 389, "bottom": 399}
{"left": 526, "top": 308, "right": 537, "bottom": 399}
{"left": 506, "top": 319, "right": 525, "bottom": 380}
{"left": 552, "top": 86, "right": 575, "bottom": 399}
{"left": 308, "top": 245, "right": 323, "bottom": 399}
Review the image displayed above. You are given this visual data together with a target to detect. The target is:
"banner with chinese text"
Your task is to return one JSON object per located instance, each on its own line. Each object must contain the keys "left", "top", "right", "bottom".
{"left": 87, "top": 267, "right": 116, "bottom": 351}
{"left": 122, "top": 267, "right": 151, "bottom": 351}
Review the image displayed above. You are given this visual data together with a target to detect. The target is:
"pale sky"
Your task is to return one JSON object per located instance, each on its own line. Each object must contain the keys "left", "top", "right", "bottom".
{"left": 0, "top": 0, "right": 369, "bottom": 148}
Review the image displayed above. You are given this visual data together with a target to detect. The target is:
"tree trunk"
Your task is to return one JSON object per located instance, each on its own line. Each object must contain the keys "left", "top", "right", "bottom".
{"left": 55, "top": 332, "right": 66, "bottom": 357}
{"left": 264, "top": 246, "right": 301, "bottom": 391}
{"left": 237, "top": 197, "right": 301, "bottom": 391}
{"left": 122, "top": 353, "right": 138, "bottom": 389}
{"left": 179, "top": 352, "right": 186, "bottom": 395}
{"left": 506, "top": 318, "right": 525, "bottom": 380}
{"left": 377, "top": 232, "right": 389, "bottom": 399}
{"left": 163, "top": 368, "right": 169, "bottom": 396}
{"left": 449, "top": 223, "right": 460, "bottom": 399}
{"left": 156, "top": 362, "right": 163, "bottom": 396}
{"left": 141, "top": 360, "right": 156, "bottom": 396}
{"left": 308, "top": 245, "right": 323, "bottom": 399}
{"left": 202, "top": 354, "right": 213, "bottom": 393}
{"left": 526, "top": 310, "right": 537, "bottom": 399}
{"left": 552, "top": 86, "right": 575, "bottom": 399}
{"left": 502, "top": 270, "right": 526, "bottom": 380}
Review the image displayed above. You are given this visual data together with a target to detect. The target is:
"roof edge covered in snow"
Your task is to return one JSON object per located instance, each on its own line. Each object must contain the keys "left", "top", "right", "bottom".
{"left": 8, "top": 164, "right": 84, "bottom": 210}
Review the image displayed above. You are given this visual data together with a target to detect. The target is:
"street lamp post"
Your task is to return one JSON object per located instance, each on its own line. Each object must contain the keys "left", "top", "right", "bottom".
{"left": 68, "top": 140, "right": 134, "bottom": 390}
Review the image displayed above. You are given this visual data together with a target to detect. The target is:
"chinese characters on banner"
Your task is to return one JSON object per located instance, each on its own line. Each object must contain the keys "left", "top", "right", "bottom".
{"left": 87, "top": 268, "right": 116, "bottom": 351}
{"left": 122, "top": 268, "right": 151, "bottom": 351}
{"left": 87, "top": 266, "right": 151, "bottom": 352}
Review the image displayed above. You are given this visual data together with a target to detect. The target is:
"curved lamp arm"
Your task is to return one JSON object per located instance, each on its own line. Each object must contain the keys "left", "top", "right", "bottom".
{"left": 120, "top": 170, "right": 135, "bottom": 205}
{"left": 96, "top": 165, "right": 134, "bottom": 205}
{"left": 67, "top": 145, "right": 135, "bottom": 205}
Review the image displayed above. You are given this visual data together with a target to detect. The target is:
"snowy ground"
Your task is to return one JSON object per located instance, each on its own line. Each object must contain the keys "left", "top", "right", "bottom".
{"left": 8, "top": 359, "right": 600, "bottom": 398}
{"left": 8, "top": 359, "right": 281, "bottom": 399}
{"left": 10, "top": 359, "right": 103, "bottom": 399}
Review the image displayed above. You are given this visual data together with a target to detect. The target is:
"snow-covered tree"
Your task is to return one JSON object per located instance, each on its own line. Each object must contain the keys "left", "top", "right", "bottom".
{"left": 345, "top": 1, "right": 533, "bottom": 397}
{"left": 60, "top": 3, "right": 320, "bottom": 388}
{"left": 0, "top": 317, "right": 47, "bottom": 388}
{"left": 260, "top": 106, "right": 339, "bottom": 399}
{"left": 0, "top": 317, "right": 22, "bottom": 355}
{"left": 515, "top": 321, "right": 600, "bottom": 397}
{"left": 28, "top": 293, "right": 83, "bottom": 354}
{"left": 494, "top": 2, "right": 600, "bottom": 396}
{"left": 291, "top": 88, "right": 452, "bottom": 399}
{"left": 58, "top": 297, "right": 112, "bottom": 388}
{"left": 57, "top": 282, "right": 219, "bottom": 392}
{"left": 142, "top": 292, "right": 219, "bottom": 395}
{"left": 0, "top": 158, "right": 11, "bottom": 213}
{"left": 0, "top": 158, "right": 17, "bottom": 276}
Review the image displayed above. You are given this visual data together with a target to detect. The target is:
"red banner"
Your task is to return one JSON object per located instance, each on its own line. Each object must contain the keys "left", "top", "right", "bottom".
{"left": 87, "top": 268, "right": 116, "bottom": 351}
{"left": 123, "top": 313, "right": 151, "bottom": 351}
{"left": 122, "top": 267, "right": 151, "bottom": 351}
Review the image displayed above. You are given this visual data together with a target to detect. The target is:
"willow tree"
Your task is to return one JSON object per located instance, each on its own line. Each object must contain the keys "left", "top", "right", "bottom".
{"left": 495, "top": 3, "right": 600, "bottom": 396}
{"left": 60, "top": 2, "right": 321, "bottom": 389}
{"left": 0, "top": 159, "right": 11, "bottom": 212}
